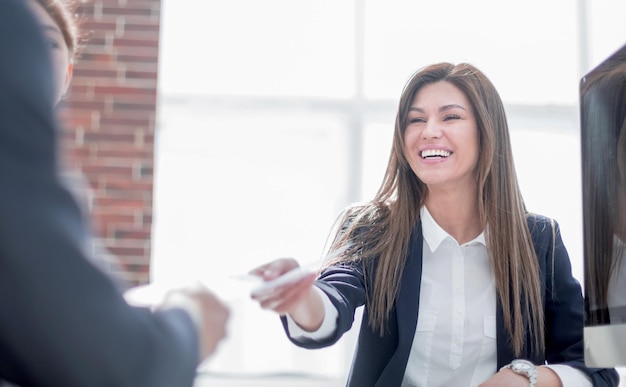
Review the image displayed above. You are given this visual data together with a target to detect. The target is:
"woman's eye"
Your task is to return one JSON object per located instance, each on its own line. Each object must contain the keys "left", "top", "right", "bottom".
{"left": 443, "top": 114, "right": 460, "bottom": 121}
{"left": 408, "top": 117, "right": 426, "bottom": 124}
{"left": 47, "top": 39, "right": 60, "bottom": 50}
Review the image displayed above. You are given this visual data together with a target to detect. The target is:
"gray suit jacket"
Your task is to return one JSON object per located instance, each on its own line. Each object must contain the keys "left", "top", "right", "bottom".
{"left": 0, "top": 1, "right": 199, "bottom": 385}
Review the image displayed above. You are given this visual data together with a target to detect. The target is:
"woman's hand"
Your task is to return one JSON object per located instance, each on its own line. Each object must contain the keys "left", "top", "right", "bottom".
{"left": 479, "top": 366, "right": 562, "bottom": 387}
{"left": 248, "top": 258, "right": 324, "bottom": 331}
{"left": 479, "top": 368, "right": 532, "bottom": 387}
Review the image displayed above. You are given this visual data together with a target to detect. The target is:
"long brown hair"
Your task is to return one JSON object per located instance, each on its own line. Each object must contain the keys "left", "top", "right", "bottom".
{"left": 325, "top": 63, "right": 544, "bottom": 357}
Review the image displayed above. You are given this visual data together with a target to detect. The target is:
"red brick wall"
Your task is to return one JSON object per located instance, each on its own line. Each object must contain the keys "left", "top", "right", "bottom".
{"left": 59, "top": 0, "right": 162, "bottom": 288}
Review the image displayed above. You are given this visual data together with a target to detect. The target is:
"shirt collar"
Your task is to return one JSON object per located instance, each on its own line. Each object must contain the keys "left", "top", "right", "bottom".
{"left": 420, "top": 206, "right": 486, "bottom": 252}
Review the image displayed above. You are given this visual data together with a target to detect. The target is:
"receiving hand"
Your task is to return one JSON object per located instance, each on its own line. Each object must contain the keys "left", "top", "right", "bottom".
{"left": 157, "top": 284, "right": 230, "bottom": 361}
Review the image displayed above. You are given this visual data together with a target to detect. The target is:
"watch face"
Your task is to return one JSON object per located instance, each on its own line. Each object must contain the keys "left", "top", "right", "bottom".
{"left": 512, "top": 359, "right": 534, "bottom": 371}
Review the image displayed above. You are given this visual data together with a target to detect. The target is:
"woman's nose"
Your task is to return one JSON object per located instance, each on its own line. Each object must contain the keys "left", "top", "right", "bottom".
{"left": 422, "top": 120, "right": 443, "bottom": 139}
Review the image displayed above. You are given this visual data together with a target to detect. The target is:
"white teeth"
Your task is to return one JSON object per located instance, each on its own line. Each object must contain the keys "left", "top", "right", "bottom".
{"left": 421, "top": 149, "right": 451, "bottom": 158}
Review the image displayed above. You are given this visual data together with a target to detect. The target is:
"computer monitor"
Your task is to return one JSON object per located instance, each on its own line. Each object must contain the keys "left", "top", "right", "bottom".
{"left": 581, "top": 42, "right": 626, "bottom": 368}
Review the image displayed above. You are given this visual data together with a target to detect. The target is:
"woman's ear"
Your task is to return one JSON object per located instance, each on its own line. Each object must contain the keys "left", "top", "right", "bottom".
{"left": 62, "top": 61, "right": 74, "bottom": 97}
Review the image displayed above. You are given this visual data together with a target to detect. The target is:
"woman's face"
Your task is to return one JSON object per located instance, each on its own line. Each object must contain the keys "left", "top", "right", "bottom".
{"left": 403, "top": 81, "right": 480, "bottom": 193}
{"left": 28, "top": 0, "right": 73, "bottom": 104}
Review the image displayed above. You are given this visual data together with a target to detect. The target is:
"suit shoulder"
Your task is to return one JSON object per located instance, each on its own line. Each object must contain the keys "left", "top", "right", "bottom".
{"left": 525, "top": 212, "right": 560, "bottom": 240}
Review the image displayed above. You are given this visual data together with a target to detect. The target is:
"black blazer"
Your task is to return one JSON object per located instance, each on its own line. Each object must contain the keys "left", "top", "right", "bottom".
{"left": 282, "top": 214, "right": 620, "bottom": 386}
{"left": 0, "top": 1, "right": 199, "bottom": 386}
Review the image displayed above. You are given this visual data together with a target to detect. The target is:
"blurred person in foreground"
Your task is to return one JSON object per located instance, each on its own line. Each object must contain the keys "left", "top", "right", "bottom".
{"left": 0, "top": 0, "right": 230, "bottom": 386}
{"left": 31, "top": 0, "right": 133, "bottom": 287}
{"left": 249, "top": 63, "right": 620, "bottom": 386}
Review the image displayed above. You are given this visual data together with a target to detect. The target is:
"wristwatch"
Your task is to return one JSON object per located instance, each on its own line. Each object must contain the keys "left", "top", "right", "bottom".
{"left": 501, "top": 359, "right": 537, "bottom": 387}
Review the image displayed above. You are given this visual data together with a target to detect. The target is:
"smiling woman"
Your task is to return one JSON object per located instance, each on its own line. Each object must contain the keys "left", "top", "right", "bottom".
{"left": 403, "top": 81, "right": 480, "bottom": 199}
{"left": 247, "top": 62, "right": 620, "bottom": 387}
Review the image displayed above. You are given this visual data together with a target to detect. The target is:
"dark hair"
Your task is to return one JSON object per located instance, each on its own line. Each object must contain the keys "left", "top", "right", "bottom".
{"left": 34, "top": 0, "right": 81, "bottom": 59}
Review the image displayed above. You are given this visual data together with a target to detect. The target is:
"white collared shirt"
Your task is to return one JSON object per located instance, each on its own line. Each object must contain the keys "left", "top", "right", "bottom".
{"left": 402, "top": 205, "right": 494, "bottom": 386}
{"left": 287, "top": 206, "right": 591, "bottom": 386}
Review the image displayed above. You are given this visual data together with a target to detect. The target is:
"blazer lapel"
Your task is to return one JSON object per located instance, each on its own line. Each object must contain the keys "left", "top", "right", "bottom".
{"left": 377, "top": 222, "right": 424, "bottom": 386}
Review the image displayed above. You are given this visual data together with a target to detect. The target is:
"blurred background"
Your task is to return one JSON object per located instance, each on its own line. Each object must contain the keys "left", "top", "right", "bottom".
{"left": 60, "top": 0, "right": 626, "bottom": 385}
